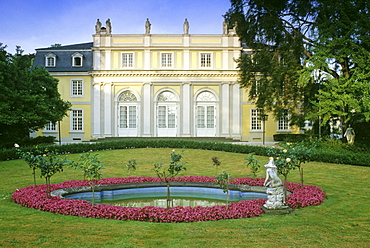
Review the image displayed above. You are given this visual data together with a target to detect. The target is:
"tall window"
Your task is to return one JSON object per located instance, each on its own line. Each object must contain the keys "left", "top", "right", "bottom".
{"left": 45, "top": 53, "right": 56, "bottom": 67}
{"left": 71, "top": 80, "right": 83, "bottom": 97}
{"left": 200, "top": 53, "right": 211, "bottom": 68}
{"left": 278, "top": 109, "right": 290, "bottom": 130}
{"left": 72, "top": 110, "right": 83, "bottom": 131}
{"left": 251, "top": 109, "right": 262, "bottom": 130}
{"left": 45, "top": 122, "right": 56, "bottom": 131}
{"left": 161, "top": 53, "right": 172, "bottom": 68}
{"left": 122, "top": 53, "right": 134, "bottom": 67}
{"left": 250, "top": 80, "right": 261, "bottom": 98}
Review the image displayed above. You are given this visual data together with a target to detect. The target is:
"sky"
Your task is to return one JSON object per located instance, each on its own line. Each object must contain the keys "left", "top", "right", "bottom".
{"left": 1, "top": 0, "right": 233, "bottom": 54}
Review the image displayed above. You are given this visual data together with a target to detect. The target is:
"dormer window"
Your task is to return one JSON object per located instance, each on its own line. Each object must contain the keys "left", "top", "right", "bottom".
{"left": 45, "top": 53, "right": 56, "bottom": 67}
{"left": 72, "top": 52, "right": 83, "bottom": 67}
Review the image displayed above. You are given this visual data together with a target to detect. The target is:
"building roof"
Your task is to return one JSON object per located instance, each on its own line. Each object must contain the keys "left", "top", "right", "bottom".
{"left": 36, "top": 42, "right": 93, "bottom": 51}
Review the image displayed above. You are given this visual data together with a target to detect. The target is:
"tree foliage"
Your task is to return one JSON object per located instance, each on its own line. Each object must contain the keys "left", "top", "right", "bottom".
{"left": 225, "top": 0, "right": 370, "bottom": 130}
{"left": 0, "top": 44, "right": 71, "bottom": 146}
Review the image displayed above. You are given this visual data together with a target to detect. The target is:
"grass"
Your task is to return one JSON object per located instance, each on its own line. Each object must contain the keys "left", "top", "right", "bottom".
{"left": 1, "top": 148, "right": 369, "bottom": 247}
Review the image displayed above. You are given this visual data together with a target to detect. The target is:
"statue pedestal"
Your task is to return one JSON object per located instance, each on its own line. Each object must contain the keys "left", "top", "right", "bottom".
{"left": 261, "top": 206, "right": 294, "bottom": 215}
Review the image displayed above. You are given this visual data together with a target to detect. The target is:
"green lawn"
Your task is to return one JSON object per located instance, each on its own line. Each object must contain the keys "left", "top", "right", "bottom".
{"left": 1, "top": 148, "right": 369, "bottom": 247}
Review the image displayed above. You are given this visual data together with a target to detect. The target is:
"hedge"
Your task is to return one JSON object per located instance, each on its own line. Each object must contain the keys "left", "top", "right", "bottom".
{"left": 1, "top": 139, "right": 369, "bottom": 167}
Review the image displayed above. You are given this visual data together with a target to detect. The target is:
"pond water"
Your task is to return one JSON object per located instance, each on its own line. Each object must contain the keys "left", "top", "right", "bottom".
{"left": 64, "top": 186, "right": 267, "bottom": 208}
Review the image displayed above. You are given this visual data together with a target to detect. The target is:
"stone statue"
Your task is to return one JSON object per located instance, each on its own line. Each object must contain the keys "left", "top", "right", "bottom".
{"left": 184, "top": 18, "right": 189, "bottom": 34}
{"left": 263, "top": 158, "right": 288, "bottom": 210}
{"left": 106, "top": 19, "right": 112, "bottom": 34}
{"left": 95, "top": 19, "right": 102, "bottom": 34}
{"left": 223, "top": 20, "right": 228, "bottom": 35}
{"left": 344, "top": 125, "right": 355, "bottom": 144}
{"left": 145, "top": 18, "right": 151, "bottom": 34}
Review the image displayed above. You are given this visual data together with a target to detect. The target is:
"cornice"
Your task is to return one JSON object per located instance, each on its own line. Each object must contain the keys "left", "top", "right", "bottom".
{"left": 90, "top": 71, "right": 239, "bottom": 78}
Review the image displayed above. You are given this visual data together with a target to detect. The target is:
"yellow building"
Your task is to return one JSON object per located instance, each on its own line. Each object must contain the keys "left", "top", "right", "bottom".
{"left": 33, "top": 19, "right": 294, "bottom": 143}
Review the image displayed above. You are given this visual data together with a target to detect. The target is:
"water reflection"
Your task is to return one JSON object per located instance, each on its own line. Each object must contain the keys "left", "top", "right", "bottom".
{"left": 112, "top": 198, "right": 227, "bottom": 208}
{"left": 65, "top": 186, "right": 267, "bottom": 208}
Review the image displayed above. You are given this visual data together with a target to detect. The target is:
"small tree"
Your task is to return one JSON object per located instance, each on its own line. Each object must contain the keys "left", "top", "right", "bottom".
{"left": 268, "top": 148, "right": 296, "bottom": 198}
{"left": 282, "top": 142, "right": 313, "bottom": 186}
{"left": 245, "top": 153, "right": 262, "bottom": 178}
{"left": 38, "top": 152, "right": 69, "bottom": 198}
{"left": 14, "top": 144, "right": 43, "bottom": 187}
{"left": 70, "top": 153, "right": 104, "bottom": 205}
{"left": 211, "top": 157, "right": 221, "bottom": 174}
{"left": 153, "top": 150, "right": 187, "bottom": 209}
{"left": 215, "top": 171, "right": 231, "bottom": 208}
{"left": 126, "top": 159, "right": 137, "bottom": 176}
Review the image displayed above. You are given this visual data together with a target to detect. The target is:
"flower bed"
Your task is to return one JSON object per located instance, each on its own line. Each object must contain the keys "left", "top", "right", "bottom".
{"left": 12, "top": 176, "right": 325, "bottom": 223}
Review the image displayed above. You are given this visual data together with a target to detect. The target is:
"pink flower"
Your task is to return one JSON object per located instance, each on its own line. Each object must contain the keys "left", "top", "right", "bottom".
{"left": 12, "top": 176, "right": 325, "bottom": 223}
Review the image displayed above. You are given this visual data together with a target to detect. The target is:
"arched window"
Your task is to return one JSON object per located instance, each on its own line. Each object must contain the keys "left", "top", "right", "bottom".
{"left": 119, "top": 91, "right": 137, "bottom": 102}
{"left": 158, "top": 91, "right": 176, "bottom": 101}
{"left": 196, "top": 91, "right": 216, "bottom": 101}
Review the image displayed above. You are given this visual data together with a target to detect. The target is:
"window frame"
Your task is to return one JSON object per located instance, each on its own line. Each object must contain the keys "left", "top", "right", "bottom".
{"left": 70, "top": 79, "right": 84, "bottom": 97}
{"left": 277, "top": 109, "right": 290, "bottom": 131}
{"left": 71, "top": 109, "right": 84, "bottom": 132}
{"left": 44, "top": 122, "right": 57, "bottom": 132}
{"left": 251, "top": 108, "right": 262, "bottom": 131}
{"left": 45, "top": 53, "right": 56, "bottom": 67}
{"left": 72, "top": 52, "right": 83, "bottom": 67}
{"left": 122, "top": 52, "right": 134, "bottom": 68}
{"left": 200, "top": 52, "right": 212, "bottom": 68}
{"left": 160, "top": 52, "right": 173, "bottom": 68}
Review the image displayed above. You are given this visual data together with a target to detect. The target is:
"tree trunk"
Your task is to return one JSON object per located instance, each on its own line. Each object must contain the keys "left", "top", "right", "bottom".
{"left": 46, "top": 177, "right": 50, "bottom": 198}
{"left": 299, "top": 167, "right": 304, "bottom": 187}
{"left": 91, "top": 182, "right": 95, "bottom": 206}
{"left": 166, "top": 181, "right": 171, "bottom": 209}
{"left": 226, "top": 191, "right": 229, "bottom": 209}
{"left": 283, "top": 174, "right": 288, "bottom": 201}
{"left": 33, "top": 168, "right": 37, "bottom": 187}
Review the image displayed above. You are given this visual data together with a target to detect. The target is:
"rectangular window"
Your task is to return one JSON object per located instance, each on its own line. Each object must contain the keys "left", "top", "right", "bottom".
{"left": 158, "top": 106, "right": 166, "bottom": 128}
{"left": 73, "top": 57, "right": 82, "bottom": 67}
{"left": 45, "top": 122, "right": 56, "bottom": 131}
{"left": 122, "top": 53, "right": 133, "bottom": 67}
{"left": 161, "top": 53, "right": 172, "bottom": 68}
{"left": 46, "top": 57, "right": 55, "bottom": 67}
{"left": 200, "top": 53, "right": 212, "bottom": 68}
{"left": 197, "top": 106, "right": 205, "bottom": 128}
{"left": 250, "top": 80, "right": 260, "bottom": 98}
{"left": 72, "top": 110, "right": 83, "bottom": 131}
{"left": 71, "top": 80, "right": 83, "bottom": 96}
{"left": 207, "top": 106, "right": 215, "bottom": 128}
{"left": 278, "top": 110, "right": 290, "bottom": 130}
{"left": 251, "top": 109, "right": 262, "bottom": 130}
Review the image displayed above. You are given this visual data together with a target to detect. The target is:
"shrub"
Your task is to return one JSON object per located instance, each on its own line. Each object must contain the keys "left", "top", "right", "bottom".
{"left": 273, "top": 134, "right": 307, "bottom": 142}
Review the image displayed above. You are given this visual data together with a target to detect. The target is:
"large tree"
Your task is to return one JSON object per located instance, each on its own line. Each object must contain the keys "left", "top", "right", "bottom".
{"left": 0, "top": 44, "right": 71, "bottom": 146}
{"left": 225, "top": 0, "right": 370, "bottom": 132}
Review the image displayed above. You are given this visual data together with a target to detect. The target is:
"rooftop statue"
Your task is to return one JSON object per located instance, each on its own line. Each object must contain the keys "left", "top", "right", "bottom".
{"left": 106, "top": 19, "right": 112, "bottom": 34}
{"left": 95, "top": 19, "right": 102, "bottom": 34}
{"left": 184, "top": 18, "right": 189, "bottom": 34}
{"left": 223, "top": 20, "right": 228, "bottom": 35}
{"left": 145, "top": 18, "right": 151, "bottom": 34}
